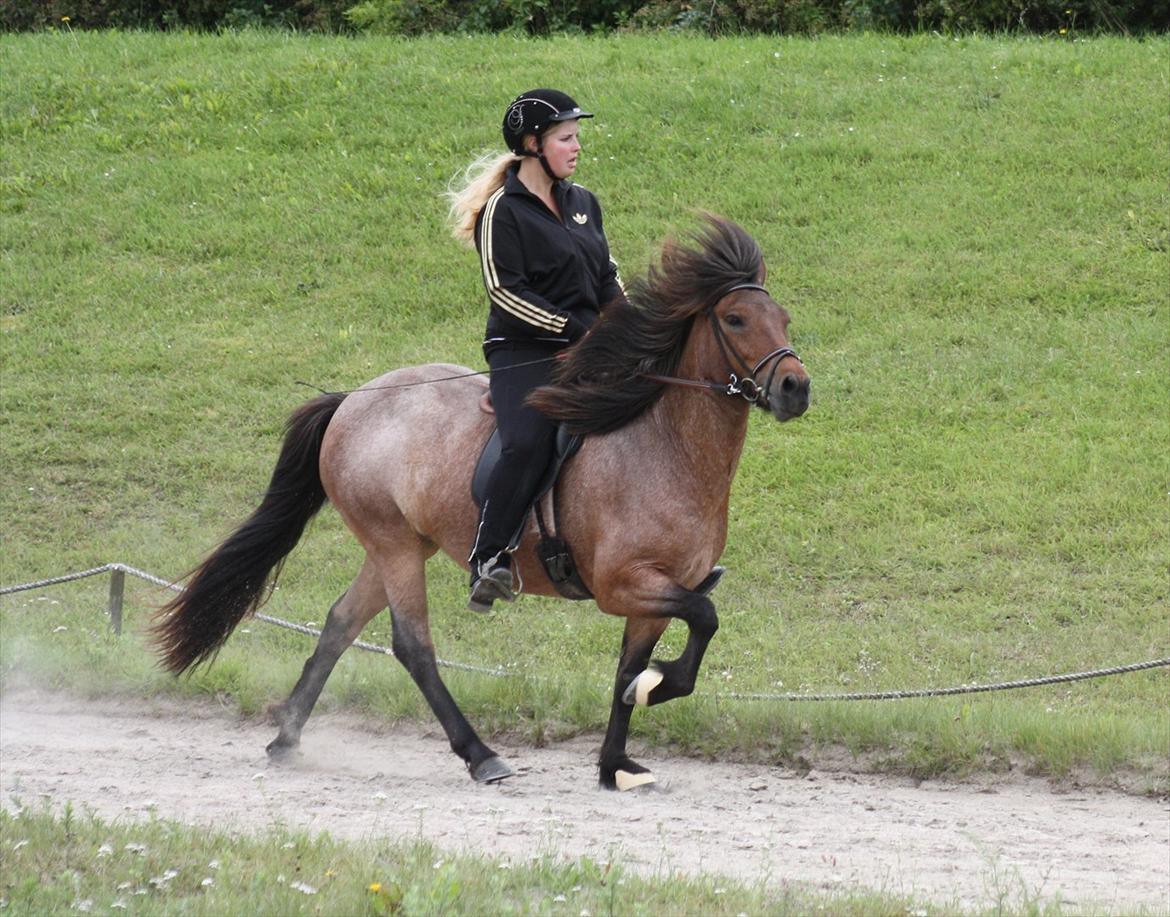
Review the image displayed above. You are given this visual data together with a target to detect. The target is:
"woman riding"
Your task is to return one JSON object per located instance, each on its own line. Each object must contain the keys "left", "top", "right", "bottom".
{"left": 448, "top": 88, "right": 628, "bottom": 613}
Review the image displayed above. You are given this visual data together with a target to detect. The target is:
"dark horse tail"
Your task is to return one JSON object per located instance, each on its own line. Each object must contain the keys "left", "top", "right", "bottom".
{"left": 154, "top": 391, "right": 346, "bottom": 674}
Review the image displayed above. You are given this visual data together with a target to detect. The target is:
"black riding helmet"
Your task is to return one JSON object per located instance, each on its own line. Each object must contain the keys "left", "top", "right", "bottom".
{"left": 502, "top": 89, "right": 593, "bottom": 159}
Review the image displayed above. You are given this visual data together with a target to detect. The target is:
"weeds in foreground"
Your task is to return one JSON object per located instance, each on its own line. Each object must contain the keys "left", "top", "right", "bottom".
{"left": 0, "top": 802, "right": 927, "bottom": 915}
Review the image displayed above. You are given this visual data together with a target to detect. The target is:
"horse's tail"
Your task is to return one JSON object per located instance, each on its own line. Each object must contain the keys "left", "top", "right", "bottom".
{"left": 153, "top": 391, "right": 346, "bottom": 675}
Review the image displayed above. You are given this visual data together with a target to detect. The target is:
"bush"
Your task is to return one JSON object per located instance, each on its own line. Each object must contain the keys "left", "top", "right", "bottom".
{"left": 345, "top": 0, "right": 1166, "bottom": 33}
{"left": 0, "top": 0, "right": 356, "bottom": 31}
{"left": 1, "top": 0, "right": 1165, "bottom": 38}
{"left": 346, "top": 0, "right": 639, "bottom": 32}
{"left": 642, "top": 0, "right": 1167, "bottom": 32}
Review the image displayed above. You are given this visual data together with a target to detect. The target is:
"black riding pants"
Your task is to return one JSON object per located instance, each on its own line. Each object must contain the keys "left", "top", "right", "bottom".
{"left": 470, "top": 345, "right": 560, "bottom": 565}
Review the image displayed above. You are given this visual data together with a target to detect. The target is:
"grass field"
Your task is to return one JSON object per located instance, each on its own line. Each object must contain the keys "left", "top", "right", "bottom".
{"left": 1, "top": 30, "right": 1167, "bottom": 792}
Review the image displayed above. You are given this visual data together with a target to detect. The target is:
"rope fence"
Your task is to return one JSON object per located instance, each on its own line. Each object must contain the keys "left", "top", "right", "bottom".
{"left": 2, "top": 562, "right": 1167, "bottom": 702}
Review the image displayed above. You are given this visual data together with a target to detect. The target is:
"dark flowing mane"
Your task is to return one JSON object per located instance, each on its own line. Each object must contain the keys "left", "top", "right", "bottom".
{"left": 528, "top": 215, "right": 765, "bottom": 436}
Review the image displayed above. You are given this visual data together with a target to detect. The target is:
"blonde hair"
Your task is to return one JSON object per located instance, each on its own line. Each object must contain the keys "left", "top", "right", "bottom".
{"left": 446, "top": 151, "right": 521, "bottom": 247}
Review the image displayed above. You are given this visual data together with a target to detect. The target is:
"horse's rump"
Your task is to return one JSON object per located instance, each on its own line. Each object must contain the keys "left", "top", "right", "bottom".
{"left": 320, "top": 365, "right": 491, "bottom": 555}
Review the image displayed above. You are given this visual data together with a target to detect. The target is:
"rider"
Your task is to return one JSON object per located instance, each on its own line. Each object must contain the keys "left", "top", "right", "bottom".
{"left": 447, "top": 88, "right": 627, "bottom": 613}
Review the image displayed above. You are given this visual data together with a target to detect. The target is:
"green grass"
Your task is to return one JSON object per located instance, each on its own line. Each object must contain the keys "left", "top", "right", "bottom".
{"left": 1, "top": 31, "right": 1168, "bottom": 787}
{"left": 0, "top": 803, "right": 925, "bottom": 916}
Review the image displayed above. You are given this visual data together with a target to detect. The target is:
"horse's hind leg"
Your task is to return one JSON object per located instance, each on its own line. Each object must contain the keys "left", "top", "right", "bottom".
{"left": 267, "top": 559, "right": 386, "bottom": 759}
{"left": 376, "top": 545, "right": 514, "bottom": 784}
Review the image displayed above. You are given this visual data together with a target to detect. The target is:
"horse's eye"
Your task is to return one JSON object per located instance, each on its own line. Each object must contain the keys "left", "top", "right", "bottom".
{"left": 725, "top": 313, "right": 744, "bottom": 328}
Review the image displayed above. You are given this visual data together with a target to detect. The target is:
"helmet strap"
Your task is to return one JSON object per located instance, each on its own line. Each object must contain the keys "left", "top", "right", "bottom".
{"left": 521, "top": 135, "right": 562, "bottom": 182}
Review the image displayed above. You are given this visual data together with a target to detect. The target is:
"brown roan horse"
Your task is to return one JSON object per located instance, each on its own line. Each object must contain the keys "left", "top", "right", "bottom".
{"left": 155, "top": 216, "right": 811, "bottom": 791}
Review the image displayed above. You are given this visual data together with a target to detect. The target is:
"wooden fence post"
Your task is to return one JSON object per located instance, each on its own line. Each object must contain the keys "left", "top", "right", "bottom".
{"left": 107, "top": 567, "right": 124, "bottom": 636}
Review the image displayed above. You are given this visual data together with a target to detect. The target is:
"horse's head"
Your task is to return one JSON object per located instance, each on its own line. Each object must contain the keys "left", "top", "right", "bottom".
{"left": 704, "top": 281, "right": 810, "bottom": 422}
{"left": 530, "top": 216, "right": 810, "bottom": 435}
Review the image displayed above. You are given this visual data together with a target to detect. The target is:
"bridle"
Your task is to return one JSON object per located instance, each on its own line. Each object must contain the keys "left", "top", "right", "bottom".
{"left": 641, "top": 282, "right": 803, "bottom": 409}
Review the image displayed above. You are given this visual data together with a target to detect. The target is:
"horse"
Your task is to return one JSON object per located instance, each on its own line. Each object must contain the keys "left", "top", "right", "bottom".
{"left": 154, "top": 215, "right": 811, "bottom": 791}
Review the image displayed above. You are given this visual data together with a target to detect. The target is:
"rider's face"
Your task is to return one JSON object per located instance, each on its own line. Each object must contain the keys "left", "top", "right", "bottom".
{"left": 532, "top": 120, "right": 581, "bottom": 179}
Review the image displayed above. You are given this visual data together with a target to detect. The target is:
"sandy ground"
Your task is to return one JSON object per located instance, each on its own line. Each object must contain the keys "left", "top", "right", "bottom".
{"left": 1, "top": 689, "right": 1167, "bottom": 913}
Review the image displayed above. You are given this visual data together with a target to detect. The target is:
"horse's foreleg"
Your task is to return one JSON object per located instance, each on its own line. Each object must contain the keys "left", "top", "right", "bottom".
{"left": 621, "top": 583, "right": 719, "bottom": 708}
{"left": 598, "top": 617, "right": 668, "bottom": 791}
{"left": 594, "top": 574, "right": 720, "bottom": 790}
{"left": 379, "top": 551, "right": 513, "bottom": 784}
{"left": 267, "top": 559, "right": 387, "bottom": 759}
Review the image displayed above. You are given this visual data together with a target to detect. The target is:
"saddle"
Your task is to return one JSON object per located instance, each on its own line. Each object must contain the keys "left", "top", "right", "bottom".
{"left": 471, "top": 423, "right": 591, "bottom": 601}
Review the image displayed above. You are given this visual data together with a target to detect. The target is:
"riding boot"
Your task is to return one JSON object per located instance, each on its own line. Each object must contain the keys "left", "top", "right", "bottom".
{"left": 468, "top": 553, "right": 516, "bottom": 613}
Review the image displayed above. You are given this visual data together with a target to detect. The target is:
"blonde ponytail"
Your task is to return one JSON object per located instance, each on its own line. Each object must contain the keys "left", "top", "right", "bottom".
{"left": 446, "top": 151, "right": 520, "bottom": 247}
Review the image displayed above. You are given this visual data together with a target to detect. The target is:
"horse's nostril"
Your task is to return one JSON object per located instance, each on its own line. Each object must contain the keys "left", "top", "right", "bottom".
{"left": 781, "top": 374, "right": 800, "bottom": 394}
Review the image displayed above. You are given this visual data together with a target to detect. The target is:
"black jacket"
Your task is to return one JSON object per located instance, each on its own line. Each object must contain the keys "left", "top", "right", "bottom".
{"left": 475, "top": 166, "right": 625, "bottom": 352}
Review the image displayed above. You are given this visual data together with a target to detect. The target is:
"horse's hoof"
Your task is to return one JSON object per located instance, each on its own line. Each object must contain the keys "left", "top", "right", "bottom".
{"left": 622, "top": 666, "right": 664, "bottom": 706}
{"left": 614, "top": 768, "right": 657, "bottom": 792}
{"left": 599, "top": 758, "right": 658, "bottom": 792}
{"left": 471, "top": 756, "right": 514, "bottom": 783}
{"left": 266, "top": 739, "right": 301, "bottom": 763}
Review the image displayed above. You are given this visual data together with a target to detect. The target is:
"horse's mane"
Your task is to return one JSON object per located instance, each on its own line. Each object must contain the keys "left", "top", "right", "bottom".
{"left": 528, "top": 215, "right": 765, "bottom": 436}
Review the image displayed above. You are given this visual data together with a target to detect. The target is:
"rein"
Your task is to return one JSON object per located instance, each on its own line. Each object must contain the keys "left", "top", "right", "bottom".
{"left": 641, "top": 282, "right": 803, "bottom": 408}
{"left": 298, "top": 356, "right": 558, "bottom": 397}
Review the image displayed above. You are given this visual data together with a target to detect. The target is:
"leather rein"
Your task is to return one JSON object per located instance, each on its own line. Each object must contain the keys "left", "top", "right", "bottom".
{"left": 641, "top": 282, "right": 803, "bottom": 409}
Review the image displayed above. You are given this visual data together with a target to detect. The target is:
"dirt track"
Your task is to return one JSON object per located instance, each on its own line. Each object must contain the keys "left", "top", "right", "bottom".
{"left": 1, "top": 689, "right": 1167, "bottom": 913}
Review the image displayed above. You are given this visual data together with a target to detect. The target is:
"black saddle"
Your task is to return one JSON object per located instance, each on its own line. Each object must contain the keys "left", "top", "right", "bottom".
{"left": 471, "top": 424, "right": 582, "bottom": 512}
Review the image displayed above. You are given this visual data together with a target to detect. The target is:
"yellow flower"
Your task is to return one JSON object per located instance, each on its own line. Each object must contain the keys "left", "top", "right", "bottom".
{"left": 61, "top": 15, "right": 70, "bottom": 21}
{"left": 1059, "top": 26, "right": 1068, "bottom": 32}
{"left": 368, "top": 883, "right": 383, "bottom": 893}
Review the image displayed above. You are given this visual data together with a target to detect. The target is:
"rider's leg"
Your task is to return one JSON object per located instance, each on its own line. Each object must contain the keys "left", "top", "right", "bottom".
{"left": 469, "top": 345, "right": 559, "bottom": 610}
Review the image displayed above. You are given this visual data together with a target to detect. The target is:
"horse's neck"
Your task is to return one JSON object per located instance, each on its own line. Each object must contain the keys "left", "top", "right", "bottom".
{"left": 653, "top": 384, "right": 750, "bottom": 480}
{"left": 619, "top": 360, "right": 751, "bottom": 508}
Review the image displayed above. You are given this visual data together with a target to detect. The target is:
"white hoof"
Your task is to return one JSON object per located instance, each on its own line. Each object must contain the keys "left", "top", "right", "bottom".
{"left": 622, "top": 666, "right": 664, "bottom": 706}
{"left": 615, "top": 769, "right": 656, "bottom": 792}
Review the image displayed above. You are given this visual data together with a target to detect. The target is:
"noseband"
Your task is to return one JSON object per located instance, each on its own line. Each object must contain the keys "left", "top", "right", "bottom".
{"left": 642, "top": 282, "right": 803, "bottom": 409}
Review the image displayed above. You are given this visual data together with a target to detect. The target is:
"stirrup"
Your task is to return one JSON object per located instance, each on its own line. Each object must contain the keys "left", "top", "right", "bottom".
{"left": 468, "top": 560, "right": 516, "bottom": 613}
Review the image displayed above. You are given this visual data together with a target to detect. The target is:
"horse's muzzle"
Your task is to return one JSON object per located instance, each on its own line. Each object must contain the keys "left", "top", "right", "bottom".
{"left": 768, "top": 371, "right": 811, "bottom": 421}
